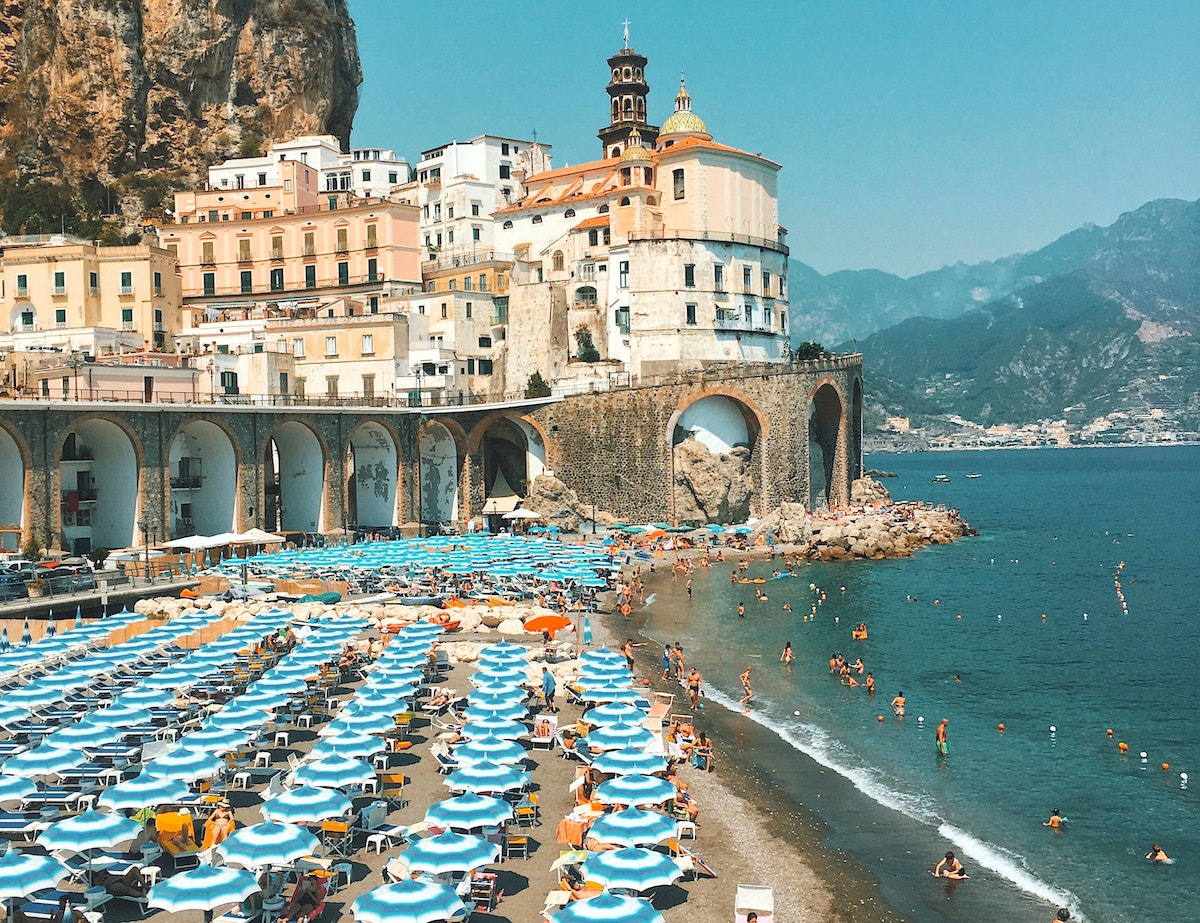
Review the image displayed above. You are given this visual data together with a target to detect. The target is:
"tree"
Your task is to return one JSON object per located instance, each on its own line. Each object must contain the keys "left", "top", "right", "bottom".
{"left": 524, "top": 372, "right": 552, "bottom": 398}
{"left": 574, "top": 324, "right": 600, "bottom": 362}
{"left": 794, "top": 341, "right": 825, "bottom": 360}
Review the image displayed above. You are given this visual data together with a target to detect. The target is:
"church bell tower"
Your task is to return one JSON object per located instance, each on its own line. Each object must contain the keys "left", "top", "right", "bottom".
{"left": 598, "top": 26, "right": 659, "bottom": 159}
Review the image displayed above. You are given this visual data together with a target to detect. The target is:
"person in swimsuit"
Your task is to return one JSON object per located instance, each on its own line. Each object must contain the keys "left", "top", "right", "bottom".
{"left": 933, "top": 850, "right": 968, "bottom": 879}
{"left": 1043, "top": 808, "right": 1063, "bottom": 830}
{"left": 739, "top": 667, "right": 753, "bottom": 704}
{"left": 891, "top": 691, "right": 906, "bottom": 717}
{"left": 686, "top": 667, "right": 704, "bottom": 710}
{"left": 780, "top": 642, "right": 793, "bottom": 666}
{"left": 1146, "top": 844, "right": 1172, "bottom": 862}
{"left": 936, "top": 718, "right": 949, "bottom": 757}
{"left": 865, "top": 672, "right": 875, "bottom": 695}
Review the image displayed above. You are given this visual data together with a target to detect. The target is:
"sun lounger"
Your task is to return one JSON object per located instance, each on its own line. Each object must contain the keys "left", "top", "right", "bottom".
{"left": 735, "top": 883, "right": 773, "bottom": 923}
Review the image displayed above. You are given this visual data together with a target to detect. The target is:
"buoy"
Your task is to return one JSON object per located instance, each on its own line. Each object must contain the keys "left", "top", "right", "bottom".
{"left": 1083, "top": 613, "right": 1088, "bottom": 620}
{"left": 1049, "top": 726, "right": 1056, "bottom": 733}
{"left": 956, "top": 615, "right": 962, "bottom": 621}
{"left": 793, "top": 710, "right": 801, "bottom": 717}
{"left": 1162, "top": 763, "right": 1169, "bottom": 771}
{"left": 997, "top": 614, "right": 1002, "bottom": 620}
{"left": 1182, "top": 772, "right": 1189, "bottom": 781}
{"left": 1041, "top": 613, "right": 1046, "bottom": 621}
{"left": 1140, "top": 752, "right": 1148, "bottom": 761}
{"left": 1106, "top": 728, "right": 1113, "bottom": 737}
{"left": 1118, "top": 741, "right": 1129, "bottom": 752}
{"left": 917, "top": 716, "right": 924, "bottom": 723}
{"left": 878, "top": 715, "right": 884, "bottom": 722}
{"left": 997, "top": 723, "right": 1005, "bottom": 732}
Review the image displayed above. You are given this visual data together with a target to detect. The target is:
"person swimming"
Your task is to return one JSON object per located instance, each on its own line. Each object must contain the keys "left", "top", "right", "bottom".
{"left": 1146, "top": 844, "right": 1173, "bottom": 863}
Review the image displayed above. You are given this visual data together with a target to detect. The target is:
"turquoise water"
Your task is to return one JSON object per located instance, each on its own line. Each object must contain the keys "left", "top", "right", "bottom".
{"left": 635, "top": 446, "right": 1199, "bottom": 923}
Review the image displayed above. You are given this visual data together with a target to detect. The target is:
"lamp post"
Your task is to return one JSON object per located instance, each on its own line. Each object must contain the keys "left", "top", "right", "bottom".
{"left": 136, "top": 517, "right": 147, "bottom": 585}
{"left": 413, "top": 366, "right": 422, "bottom": 408}
{"left": 66, "top": 350, "right": 84, "bottom": 401}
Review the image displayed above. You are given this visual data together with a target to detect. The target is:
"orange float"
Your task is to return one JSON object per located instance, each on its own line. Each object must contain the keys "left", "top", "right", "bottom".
{"left": 1118, "top": 741, "right": 1129, "bottom": 753}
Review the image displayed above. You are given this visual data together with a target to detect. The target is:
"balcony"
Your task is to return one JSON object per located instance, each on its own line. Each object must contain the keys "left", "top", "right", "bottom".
{"left": 119, "top": 285, "right": 134, "bottom": 296}
{"left": 271, "top": 249, "right": 285, "bottom": 260}
{"left": 170, "top": 476, "right": 202, "bottom": 489}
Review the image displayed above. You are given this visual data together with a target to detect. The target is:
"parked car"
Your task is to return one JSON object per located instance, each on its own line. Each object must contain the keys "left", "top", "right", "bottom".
{"left": 0, "top": 573, "right": 29, "bottom": 601}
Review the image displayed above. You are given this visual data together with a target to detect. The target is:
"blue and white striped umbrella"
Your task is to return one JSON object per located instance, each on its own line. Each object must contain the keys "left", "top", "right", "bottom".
{"left": 142, "top": 748, "right": 226, "bottom": 781}
{"left": 443, "top": 760, "right": 529, "bottom": 794}
{"left": 308, "top": 732, "right": 386, "bottom": 762}
{"left": 293, "top": 754, "right": 376, "bottom": 790}
{"left": 206, "top": 706, "right": 275, "bottom": 730}
{"left": 576, "top": 662, "right": 630, "bottom": 684}
{"left": 579, "top": 684, "right": 641, "bottom": 705}
{"left": 578, "top": 647, "right": 625, "bottom": 667}
{"left": 261, "top": 785, "right": 351, "bottom": 824}
{"left": 179, "top": 724, "right": 257, "bottom": 754}
{"left": 582, "top": 703, "right": 647, "bottom": 726}
{"left": 461, "top": 717, "right": 528, "bottom": 741}
{"left": 473, "top": 664, "right": 529, "bottom": 683}
{"left": 551, "top": 891, "right": 665, "bottom": 923}
{"left": 148, "top": 864, "right": 261, "bottom": 915}
{"left": 38, "top": 810, "right": 141, "bottom": 853}
{"left": 593, "top": 774, "right": 676, "bottom": 807}
{"left": 216, "top": 821, "right": 320, "bottom": 869}
{"left": 423, "top": 793, "right": 513, "bottom": 832}
{"left": 579, "top": 846, "right": 682, "bottom": 894}
{"left": 0, "top": 852, "right": 71, "bottom": 901}
{"left": 326, "top": 711, "right": 396, "bottom": 736}
{"left": 461, "top": 701, "right": 527, "bottom": 723}
{"left": 235, "top": 688, "right": 290, "bottom": 711}
{"left": 583, "top": 723, "right": 657, "bottom": 752}
{"left": 467, "top": 688, "right": 526, "bottom": 709}
{"left": 41, "top": 722, "right": 118, "bottom": 750}
{"left": 0, "top": 776, "right": 37, "bottom": 804}
{"left": 586, "top": 808, "right": 677, "bottom": 848}
{"left": 1, "top": 745, "right": 85, "bottom": 777}
{"left": 401, "top": 831, "right": 500, "bottom": 875}
{"left": 98, "top": 774, "right": 190, "bottom": 811}
{"left": 591, "top": 747, "right": 667, "bottom": 777}
{"left": 350, "top": 879, "right": 466, "bottom": 923}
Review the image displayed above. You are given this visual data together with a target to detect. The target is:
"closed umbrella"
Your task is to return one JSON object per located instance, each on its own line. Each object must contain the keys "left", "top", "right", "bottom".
{"left": 594, "top": 774, "right": 675, "bottom": 807}
{"left": 591, "top": 747, "right": 667, "bottom": 777}
{"left": 216, "top": 821, "right": 320, "bottom": 869}
{"left": 580, "top": 845, "right": 682, "bottom": 894}
{"left": 350, "top": 879, "right": 467, "bottom": 923}
{"left": 401, "top": 831, "right": 500, "bottom": 876}
{"left": 586, "top": 808, "right": 677, "bottom": 847}
{"left": 0, "top": 626, "right": 9, "bottom": 653}
{"left": 293, "top": 754, "right": 376, "bottom": 790}
{"left": 148, "top": 864, "right": 261, "bottom": 923}
{"left": 423, "top": 793, "right": 513, "bottom": 832}
{"left": 262, "top": 785, "right": 352, "bottom": 824}
{"left": 98, "top": 774, "right": 190, "bottom": 812}
{"left": 44, "top": 610, "right": 55, "bottom": 638}
{"left": 551, "top": 891, "right": 665, "bottom": 923}
{"left": 18, "top": 616, "right": 31, "bottom": 646}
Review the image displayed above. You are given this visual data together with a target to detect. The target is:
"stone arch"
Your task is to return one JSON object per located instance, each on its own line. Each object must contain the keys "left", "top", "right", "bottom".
{"left": 0, "top": 419, "right": 31, "bottom": 546}
{"left": 851, "top": 377, "right": 864, "bottom": 483}
{"left": 418, "top": 420, "right": 462, "bottom": 527}
{"left": 469, "top": 412, "right": 550, "bottom": 511}
{"left": 262, "top": 419, "right": 327, "bottom": 534}
{"left": 167, "top": 418, "right": 239, "bottom": 538}
{"left": 666, "top": 388, "right": 768, "bottom": 525}
{"left": 58, "top": 415, "right": 143, "bottom": 554}
{"left": 346, "top": 419, "right": 400, "bottom": 530}
{"left": 809, "top": 379, "right": 846, "bottom": 510}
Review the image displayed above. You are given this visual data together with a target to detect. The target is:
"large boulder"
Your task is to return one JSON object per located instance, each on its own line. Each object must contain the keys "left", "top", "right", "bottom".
{"left": 851, "top": 477, "right": 892, "bottom": 507}
{"left": 673, "top": 437, "right": 753, "bottom": 525}
{"left": 750, "top": 502, "right": 813, "bottom": 546}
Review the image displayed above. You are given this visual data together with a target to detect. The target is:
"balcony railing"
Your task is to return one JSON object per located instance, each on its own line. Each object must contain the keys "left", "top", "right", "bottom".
{"left": 170, "top": 476, "right": 202, "bottom": 489}
{"left": 627, "top": 228, "right": 789, "bottom": 255}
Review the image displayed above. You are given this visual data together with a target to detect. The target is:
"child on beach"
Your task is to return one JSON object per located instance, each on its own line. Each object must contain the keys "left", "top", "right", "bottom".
{"left": 933, "top": 851, "right": 968, "bottom": 879}
{"left": 739, "top": 667, "right": 753, "bottom": 704}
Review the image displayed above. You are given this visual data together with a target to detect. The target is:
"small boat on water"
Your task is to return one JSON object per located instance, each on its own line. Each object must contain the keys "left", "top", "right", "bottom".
{"left": 966, "top": 472, "right": 981, "bottom": 479}
{"left": 931, "top": 474, "right": 952, "bottom": 483}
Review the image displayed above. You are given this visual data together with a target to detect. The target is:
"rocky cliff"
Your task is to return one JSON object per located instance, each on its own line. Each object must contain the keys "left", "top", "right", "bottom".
{"left": 0, "top": 0, "right": 361, "bottom": 197}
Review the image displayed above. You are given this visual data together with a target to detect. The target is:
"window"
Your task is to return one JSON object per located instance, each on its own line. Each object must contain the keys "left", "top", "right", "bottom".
{"left": 305, "top": 265, "right": 316, "bottom": 289}
{"left": 292, "top": 338, "right": 305, "bottom": 357}
{"left": 303, "top": 231, "right": 315, "bottom": 256}
{"left": 619, "top": 196, "right": 630, "bottom": 206}
{"left": 361, "top": 334, "right": 374, "bottom": 356}
{"left": 531, "top": 215, "right": 542, "bottom": 224}
{"left": 762, "top": 270, "right": 771, "bottom": 295}
{"left": 120, "top": 271, "right": 133, "bottom": 295}
{"left": 673, "top": 168, "right": 685, "bottom": 200}
{"left": 389, "top": 172, "right": 399, "bottom": 184}
{"left": 203, "top": 272, "right": 215, "bottom": 295}
{"left": 238, "top": 239, "right": 251, "bottom": 262}
{"left": 258, "top": 172, "right": 268, "bottom": 186}
{"left": 55, "top": 308, "right": 67, "bottom": 327}
{"left": 20, "top": 310, "right": 33, "bottom": 328}
{"left": 367, "top": 257, "right": 378, "bottom": 282}
{"left": 448, "top": 279, "right": 457, "bottom": 291}
{"left": 564, "top": 208, "right": 576, "bottom": 218}
{"left": 465, "top": 302, "right": 473, "bottom": 319}
{"left": 277, "top": 339, "right": 287, "bottom": 353}
{"left": 615, "top": 306, "right": 630, "bottom": 334}
{"left": 271, "top": 235, "right": 283, "bottom": 259}
{"left": 472, "top": 226, "right": 481, "bottom": 242}
{"left": 121, "top": 308, "right": 134, "bottom": 330}
{"left": 153, "top": 271, "right": 163, "bottom": 295}
{"left": 433, "top": 203, "right": 441, "bottom": 220}
{"left": 588, "top": 229, "right": 599, "bottom": 247}
{"left": 154, "top": 308, "right": 163, "bottom": 330}
{"left": 440, "top": 303, "right": 448, "bottom": 318}
{"left": 780, "top": 309, "right": 788, "bottom": 334}
{"left": 270, "top": 268, "right": 284, "bottom": 292}
{"left": 743, "top": 266, "right": 752, "bottom": 293}
{"left": 88, "top": 271, "right": 99, "bottom": 295}
{"left": 240, "top": 270, "right": 253, "bottom": 293}
{"left": 447, "top": 230, "right": 454, "bottom": 244}
{"left": 620, "top": 167, "right": 631, "bottom": 186}
{"left": 208, "top": 210, "right": 219, "bottom": 223}
{"left": 493, "top": 298, "right": 508, "bottom": 324}
{"left": 575, "top": 285, "right": 598, "bottom": 307}
{"left": 325, "top": 336, "right": 338, "bottom": 356}
{"left": 499, "top": 164, "right": 511, "bottom": 179}
{"left": 618, "top": 261, "right": 629, "bottom": 288}
{"left": 201, "top": 241, "right": 215, "bottom": 264}
{"left": 53, "top": 271, "right": 66, "bottom": 294}
{"left": 241, "top": 211, "right": 252, "bottom": 220}
{"left": 337, "top": 261, "right": 349, "bottom": 286}
{"left": 714, "top": 264, "right": 724, "bottom": 292}
{"left": 336, "top": 228, "right": 348, "bottom": 252}
{"left": 553, "top": 251, "right": 565, "bottom": 272}
{"left": 479, "top": 274, "right": 487, "bottom": 292}
{"left": 764, "top": 304, "right": 773, "bottom": 326}
{"left": 326, "top": 376, "right": 338, "bottom": 398}
{"left": 471, "top": 203, "right": 480, "bottom": 216}
{"left": 478, "top": 358, "right": 493, "bottom": 375}
{"left": 684, "top": 264, "right": 695, "bottom": 288}
{"left": 447, "top": 206, "right": 454, "bottom": 219}
{"left": 366, "top": 224, "right": 377, "bottom": 248}
{"left": 362, "top": 169, "right": 371, "bottom": 182}
{"left": 423, "top": 204, "right": 429, "bottom": 219}
{"left": 686, "top": 303, "right": 697, "bottom": 326}
{"left": 502, "top": 220, "right": 513, "bottom": 229}
{"left": 362, "top": 374, "right": 375, "bottom": 399}
{"left": 463, "top": 275, "right": 473, "bottom": 291}
{"left": 501, "top": 143, "right": 510, "bottom": 155}
{"left": 474, "top": 334, "right": 492, "bottom": 349}
{"left": 467, "top": 359, "right": 475, "bottom": 374}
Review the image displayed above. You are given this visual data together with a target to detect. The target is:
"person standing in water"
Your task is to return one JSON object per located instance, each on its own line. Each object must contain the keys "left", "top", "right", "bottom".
{"left": 780, "top": 642, "right": 793, "bottom": 667}
{"left": 1043, "top": 808, "right": 1064, "bottom": 830}
{"left": 891, "top": 691, "right": 906, "bottom": 717}
{"left": 737, "top": 602, "right": 745, "bottom": 619}
{"left": 936, "top": 717, "right": 949, "bottom": 757}
{"left": 739, "top": 667, "right": 753, "bottom": 704}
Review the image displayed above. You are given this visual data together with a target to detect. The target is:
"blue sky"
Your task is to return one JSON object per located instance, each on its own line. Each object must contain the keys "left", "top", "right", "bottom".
{"left": 347, "top": 1, "right": 1198, "bottom": 278}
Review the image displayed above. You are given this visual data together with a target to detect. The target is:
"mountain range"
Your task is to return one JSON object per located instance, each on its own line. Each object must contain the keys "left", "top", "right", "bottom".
{"left": 789, "top": 198, "right": 1200, "bottom": 432}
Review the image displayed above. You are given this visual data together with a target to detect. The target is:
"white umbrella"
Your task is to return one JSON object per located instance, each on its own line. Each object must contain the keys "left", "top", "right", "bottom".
{"left": 502, "top": 509, "right": 542, "bottom": 520}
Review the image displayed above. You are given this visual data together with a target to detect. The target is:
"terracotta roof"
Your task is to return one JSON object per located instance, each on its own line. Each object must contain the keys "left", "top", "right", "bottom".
{"left": 573, "top": 215, "right": 611, "bottom": 230}
{"left": 656, "top": 136, "right": 781, "bottom": 168}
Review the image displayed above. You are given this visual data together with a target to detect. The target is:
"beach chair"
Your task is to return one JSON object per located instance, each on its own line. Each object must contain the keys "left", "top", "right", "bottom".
{"left": 156, "top": 809, "right": 201, "bottom": 870}
{"left": 532, "top": 715, "right": 558, "bottom": 751}
{"left": 320, "top": 819, "right": 353, "bottom": 858}
{"left": 735, "top": 883, "right": 774, "bottom": 923}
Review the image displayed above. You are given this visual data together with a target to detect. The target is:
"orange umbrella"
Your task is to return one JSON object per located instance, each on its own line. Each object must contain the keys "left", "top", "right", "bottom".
{"left": 524, "top": 614, "right": 573, "bottom": 638}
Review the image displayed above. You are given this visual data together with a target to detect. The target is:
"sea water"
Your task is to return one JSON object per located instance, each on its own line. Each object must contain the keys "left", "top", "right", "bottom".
{"left": 635, "top": 445, "right": 1199, "bottom": 923}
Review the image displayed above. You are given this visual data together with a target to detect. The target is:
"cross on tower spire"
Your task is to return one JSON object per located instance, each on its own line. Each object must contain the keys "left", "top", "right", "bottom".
{"left": 622, "top": 19, "right": 630, "bottom": 47}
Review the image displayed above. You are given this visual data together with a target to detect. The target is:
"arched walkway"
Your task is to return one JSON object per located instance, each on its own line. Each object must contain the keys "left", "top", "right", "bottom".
{"left": 168, "top": 420, "right": 238, "bottom": 538}
{"left": 264, "top": 422, "right": 326, "bottom": 534}
{"left": 347, "top": 421, "right": 399, "bottom": 530}
{"left": 472, "top": 414, "right": 548, "bottom": 502}
{"left": 809, "top": 382, "right": 845, "bottom": 510}
{"left": 0, "top": 425, "right": 26, "bottom": 543}
{"left": 419, "top": 422, "right": 461, "bottom": 527}
{"left": 60, "top": 418, "right": 140, "bottom": 554}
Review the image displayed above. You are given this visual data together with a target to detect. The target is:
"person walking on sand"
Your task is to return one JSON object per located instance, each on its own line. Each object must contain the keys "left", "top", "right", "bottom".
{"left": 739, "top": 667, "right": 753, "bottom": 704}
{"left": 542, "top": 666, "right": 557, "bottom": 713}
{"left": 687, "top": 667, "right": 705, "bottom": 710}
{"left": 661, "top": 644, "right": 672, "bottom": 680}
{"left": 686, "top": 577, "right": 692, "bottom": 599}
{"left": 936, "top": 717, "right": 949, "bottom": 757}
